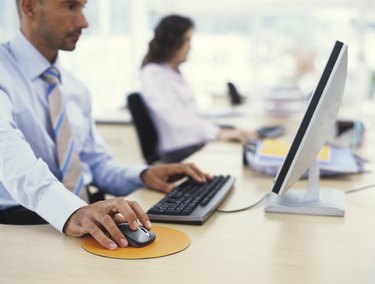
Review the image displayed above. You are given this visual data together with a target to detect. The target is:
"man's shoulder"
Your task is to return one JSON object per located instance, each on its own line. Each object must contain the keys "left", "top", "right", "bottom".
{"left": 0, "top": 42, "right": 18, "bottom": 75}
{"left": 0, "top": 44, "right": 16, "bottom": 84}
{"left": 0, "top": 43, "right": 30, "bottom": 98}
{"left": 0, "top": 43, "right": 11, "bottom": 67}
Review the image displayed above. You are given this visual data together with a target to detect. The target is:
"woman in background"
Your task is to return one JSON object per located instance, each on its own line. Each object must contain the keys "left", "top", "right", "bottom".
{"left": 140, "top": 15, "right": 255, "bottom": 158}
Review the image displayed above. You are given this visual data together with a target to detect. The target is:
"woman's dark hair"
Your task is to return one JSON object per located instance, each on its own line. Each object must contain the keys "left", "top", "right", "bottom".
{"left": 142, "top": 15, "right": 194, "bottom": 67}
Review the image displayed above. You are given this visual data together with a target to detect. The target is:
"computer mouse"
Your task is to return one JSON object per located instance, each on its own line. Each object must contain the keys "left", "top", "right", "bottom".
{"left": 117, "top": 223, "right": 156, "bottom": 248}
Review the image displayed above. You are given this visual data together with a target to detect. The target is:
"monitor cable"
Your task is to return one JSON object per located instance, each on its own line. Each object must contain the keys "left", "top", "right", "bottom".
{"left": 216, "top": 193, "right": 270, "bottom": 213}
{"left": 345, "top": 184, "right": 375, "bottom": 194}
{"left": 216, "top": 184, "right": 375, "bottom": 214}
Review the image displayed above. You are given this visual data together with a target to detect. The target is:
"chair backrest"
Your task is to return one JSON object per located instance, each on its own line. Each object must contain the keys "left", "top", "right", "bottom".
{"left": 227, "top": 81, "right": 243, "bottom": 105}
{"left": 127, "top": 92, "right": 159, "bottom": 164}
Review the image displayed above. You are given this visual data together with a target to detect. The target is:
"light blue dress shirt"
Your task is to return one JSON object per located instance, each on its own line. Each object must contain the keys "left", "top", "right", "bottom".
{"left": 0, "top": 31, "right": 147, "bottom": 232}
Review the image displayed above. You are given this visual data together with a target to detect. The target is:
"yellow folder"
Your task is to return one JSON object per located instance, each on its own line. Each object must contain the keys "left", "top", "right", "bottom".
{"left": 258, "top": 139, "right": 331, "bottom": 162}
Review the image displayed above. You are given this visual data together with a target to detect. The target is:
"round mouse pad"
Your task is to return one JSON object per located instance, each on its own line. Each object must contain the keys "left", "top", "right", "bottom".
{"left": 81, "top": 225, "right": 191, "bottom": 259}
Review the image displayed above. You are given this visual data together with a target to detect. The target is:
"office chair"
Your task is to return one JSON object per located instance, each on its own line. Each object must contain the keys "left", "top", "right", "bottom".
{"left": 127, "top": 92, "right": 204, "bottom": 164}
{"left": 227, "top": 81, "right": 244, "bottom": 106}
{"left": 127, "top": 92, "right": 160, "bottom": 164}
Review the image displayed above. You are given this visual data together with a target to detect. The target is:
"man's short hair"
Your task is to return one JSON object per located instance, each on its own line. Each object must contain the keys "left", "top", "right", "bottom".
{"left": 15, "top": 0, "right": 45, "bottom": 18}
{"left": 15, "top": 0, "right": 21, "bottom": 18}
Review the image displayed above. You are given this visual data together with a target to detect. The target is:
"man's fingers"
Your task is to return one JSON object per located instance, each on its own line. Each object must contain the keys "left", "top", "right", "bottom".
{"left": 142, "top": 163, "right": 213, "bottom": 192}
{"left": 113, "top": 213, "right": 127, "bottom": 224}
{"left": 127, "top": 200, "right": 152, "bottom": 230}
{"left": 149, "top": 175, "right": 174, "bottom": 192}
{"left": 187, "top": 163, "right": 211, "bottom": 181}
{"left": 97, "top": 213, "right": 128, "bottom": 248}
{"left": 114, "top": 199, "right": 140, "bottom": 230}
{"left": 64, "top": 198, "right": 152, "bottom": 250}
{"left": 87, "top": 221, "right": 119, "bottom": 250}
{"left": 174, "top": 163, "right": 209, "bottom": 183}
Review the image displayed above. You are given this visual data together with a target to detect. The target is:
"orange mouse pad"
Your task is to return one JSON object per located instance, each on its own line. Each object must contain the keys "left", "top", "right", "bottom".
{"left": 81, "top": 225, "right": 191, "bottom": 259}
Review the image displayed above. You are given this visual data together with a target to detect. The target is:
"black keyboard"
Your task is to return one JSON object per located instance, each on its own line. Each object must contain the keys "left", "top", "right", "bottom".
{"left": 147, "top": 175, "right": 235, "bottom": 224}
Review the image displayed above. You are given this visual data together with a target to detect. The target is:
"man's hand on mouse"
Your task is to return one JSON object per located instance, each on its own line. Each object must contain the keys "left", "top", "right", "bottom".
{"left": 63, "top": 198, "right": 151, "bottom": 250}
{"left": 63, "top": 163, "right": 210, "bottom": 250}
{"left": 140, "top": 163, "right": 211, "bottom": 193}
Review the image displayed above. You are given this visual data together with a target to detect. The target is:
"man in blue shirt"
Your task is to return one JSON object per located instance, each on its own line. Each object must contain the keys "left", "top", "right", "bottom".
{"left": 0, "top": 0, "right": 210, "bottom": 250}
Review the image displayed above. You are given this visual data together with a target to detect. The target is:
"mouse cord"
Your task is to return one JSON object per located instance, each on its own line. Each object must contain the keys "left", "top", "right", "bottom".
{"left": 216, "top": 183, "right": 375, "bottom": 214}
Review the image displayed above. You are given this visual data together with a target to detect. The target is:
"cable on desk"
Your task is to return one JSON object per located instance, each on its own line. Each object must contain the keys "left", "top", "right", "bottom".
{"left": 345, "top": 184, "right": 375, "bottom": 194}
{"left": 216, "top": 193, "right": 270, "bottom": 213}
{"left": 216, "top": 184, "right": 375, "bottom": 214}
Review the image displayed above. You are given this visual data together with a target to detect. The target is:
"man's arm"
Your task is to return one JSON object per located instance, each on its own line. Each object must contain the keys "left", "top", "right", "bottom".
{"left": 0, "top": 89, "right": 86, "bottom": 231}
{"left": 79, "top": 115, "right": 148, "bottom": 196}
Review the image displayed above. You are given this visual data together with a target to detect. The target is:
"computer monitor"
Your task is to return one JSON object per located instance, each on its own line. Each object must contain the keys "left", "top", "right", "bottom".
{"left": 265, "top": 40, "right": 348, "bottom": 217}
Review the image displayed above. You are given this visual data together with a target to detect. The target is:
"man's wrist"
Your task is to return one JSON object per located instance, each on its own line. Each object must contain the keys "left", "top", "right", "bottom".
{"left": 62, "top": 207, "right": 83, "bottom": 234}
{"left": 139, "top": 168, "right": 150, "bottom": 184}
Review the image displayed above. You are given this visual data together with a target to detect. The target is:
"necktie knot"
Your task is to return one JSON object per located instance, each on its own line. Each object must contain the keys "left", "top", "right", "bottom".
{"left": 42, "top": 66, "right": 61, "bottom": 84}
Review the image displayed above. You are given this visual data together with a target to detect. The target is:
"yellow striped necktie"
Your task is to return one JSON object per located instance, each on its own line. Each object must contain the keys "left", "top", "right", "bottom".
{"left": 42, "top": 67, "right": 88, "bottom": 201}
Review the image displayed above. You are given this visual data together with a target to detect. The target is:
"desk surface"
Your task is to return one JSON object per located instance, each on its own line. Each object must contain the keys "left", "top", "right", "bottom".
{"left": 2, "top": 103, "right": 375, "bottom": 284}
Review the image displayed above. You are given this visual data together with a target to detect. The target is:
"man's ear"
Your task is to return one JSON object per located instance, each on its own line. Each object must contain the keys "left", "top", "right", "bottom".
{"left": 20, "top": 0, "right": 37, "bottom": 19}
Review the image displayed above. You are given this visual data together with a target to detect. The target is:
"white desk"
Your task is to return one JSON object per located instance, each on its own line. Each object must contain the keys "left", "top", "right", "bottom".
{"left": 94, "top": 107, "right": 132, "bottom": 125}
{"left": 1, "top": 138, "right": 375, "bottom": 284}
{"left": 2, "top": 100, "right": 375, "bottom": 284}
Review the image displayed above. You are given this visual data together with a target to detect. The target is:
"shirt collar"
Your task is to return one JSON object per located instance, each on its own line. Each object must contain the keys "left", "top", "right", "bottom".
{"left": 9, "top": 30, "right": 62, "bottom": 81}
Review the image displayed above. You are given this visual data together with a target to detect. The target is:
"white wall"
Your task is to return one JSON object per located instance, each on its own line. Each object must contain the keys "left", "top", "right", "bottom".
{"left": 1, "top": 0, "right": 375, "bottom": 115}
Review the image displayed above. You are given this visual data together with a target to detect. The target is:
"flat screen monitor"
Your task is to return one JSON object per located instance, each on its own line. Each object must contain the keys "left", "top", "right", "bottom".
{"left": 265, "top": 41, "right": 348, "bottom": 216}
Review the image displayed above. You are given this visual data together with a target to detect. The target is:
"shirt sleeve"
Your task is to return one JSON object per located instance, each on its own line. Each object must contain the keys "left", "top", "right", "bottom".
{"left": 0, "top": 89, "right": 87, "bottom": 232}
{"left": 79, "top": 113, "right": 148, "bottom": 196}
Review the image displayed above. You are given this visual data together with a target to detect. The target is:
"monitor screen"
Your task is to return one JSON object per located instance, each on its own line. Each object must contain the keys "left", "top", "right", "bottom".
{"left": 266, "top": 41, "right": 348, "bottom": 216}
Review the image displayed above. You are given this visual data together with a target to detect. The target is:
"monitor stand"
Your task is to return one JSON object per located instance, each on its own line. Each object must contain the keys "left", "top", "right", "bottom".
{"left": 265, "top": 160, "right": 345, "bottom": 217}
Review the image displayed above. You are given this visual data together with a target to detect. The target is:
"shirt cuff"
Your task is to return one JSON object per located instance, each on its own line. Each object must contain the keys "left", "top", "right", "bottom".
{"left": 128, "top": 164, "right": 149, "bottom": 188}
{"left": 207, "top": 125, "right": 221, "bottom": 142}
{"left": 35, "top": 183, "right": 87, "bottom": 233}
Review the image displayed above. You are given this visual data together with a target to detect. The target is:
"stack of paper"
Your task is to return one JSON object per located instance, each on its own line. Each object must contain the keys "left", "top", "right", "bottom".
{"left": 244, "top": 139, "right": 364, "bottom": 177}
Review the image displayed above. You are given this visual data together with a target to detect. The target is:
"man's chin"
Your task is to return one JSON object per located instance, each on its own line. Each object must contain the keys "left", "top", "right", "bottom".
{"left": 60, "top": 37, "right": 80, "bottom": 51}
{"left": 60, "top": 44, "right": 77, "bottom": 52}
